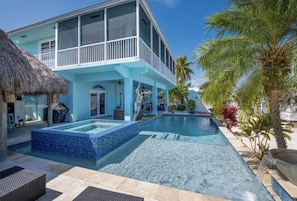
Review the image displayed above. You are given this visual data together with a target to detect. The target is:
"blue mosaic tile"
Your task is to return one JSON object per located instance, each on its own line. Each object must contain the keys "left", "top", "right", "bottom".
{"left": 271, "top": 177, "right": 296, "bottom": 201}
{"left": 31, "top": 120, "right": 139, "bottom": 161}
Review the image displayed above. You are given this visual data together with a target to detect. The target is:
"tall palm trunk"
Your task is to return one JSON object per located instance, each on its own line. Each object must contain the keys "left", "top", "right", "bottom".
{"left": 269, "top": 84, "right": 287, "bottom": 149}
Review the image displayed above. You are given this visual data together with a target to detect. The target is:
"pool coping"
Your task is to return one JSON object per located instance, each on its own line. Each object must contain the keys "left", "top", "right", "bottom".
{"left": 211, "top": 116, "right": 297, "bottom": 201}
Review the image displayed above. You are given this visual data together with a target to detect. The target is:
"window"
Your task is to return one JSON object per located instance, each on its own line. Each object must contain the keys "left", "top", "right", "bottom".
{"left": 81, "top": 11, "right": 104, "bottom": 45}
{"left": 58, "top": 17, "right": 78, "bottom": 50}
{"left": 170, "top": 56, "right": 173, "bottom": 72}
{"left": 139, "top": 5, "right": 150, "bottom": 47}
{"left": 160, "top": 41, "right": 165, "bottom": 63}
{"left": 172, "top": 56, "right": 176, "bottom": 73}
{"left": 40, "top": 39, "right": 55, "bottom": 60}
{"left": 166, "top": 49, "right": 169, "bottom": 68}
{"left": 153, "top": 27, "right": 159, "bottom": 56}
{"left": 107, "top": 2, "right": 136, "bottom": 40}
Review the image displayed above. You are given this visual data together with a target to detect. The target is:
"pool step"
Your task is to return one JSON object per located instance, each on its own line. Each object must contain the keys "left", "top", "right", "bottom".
{"left": 139, "top": 131, "right": 179, "bottom": 141}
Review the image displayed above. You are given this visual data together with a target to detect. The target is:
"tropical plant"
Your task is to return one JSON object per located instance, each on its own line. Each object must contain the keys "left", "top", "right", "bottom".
{"left": 169, "top": 84, "right": 189, "bottom": 109}
{"left": 194, "top": 0, "right": 297, "bottom": 149}
{"left": 221, "top": 105, "right": 238, "bottom": 130}
{"left": 175, "top": 56, "right": 194, "bottom": 85}
{"left": 187, "top": 99, "right": 197, "bottom": 113}
{"left": 239, "top": 114, "right": 292, "bottom": 159}
{"left": 168, "top": 105, "right": 176, "bottom": 113}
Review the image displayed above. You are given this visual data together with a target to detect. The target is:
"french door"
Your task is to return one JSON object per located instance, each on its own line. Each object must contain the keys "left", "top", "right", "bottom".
{"left": 90, "top": 90, "right": 106, "bottom": 117}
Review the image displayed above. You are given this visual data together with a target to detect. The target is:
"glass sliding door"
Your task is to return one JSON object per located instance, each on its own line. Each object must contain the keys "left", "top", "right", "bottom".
{"left": 90, "top": 90, "right": 106, "bottom": 117}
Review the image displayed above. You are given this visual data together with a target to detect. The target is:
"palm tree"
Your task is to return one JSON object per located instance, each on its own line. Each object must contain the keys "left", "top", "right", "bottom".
{"left": 175, "top": 56, "right": 194, "bottom": 85}
{"left": 194, "top": 0, "right": 297, "bottom": 149}
{"left": 169, "top": 84, "right": 189, "bottom": 108}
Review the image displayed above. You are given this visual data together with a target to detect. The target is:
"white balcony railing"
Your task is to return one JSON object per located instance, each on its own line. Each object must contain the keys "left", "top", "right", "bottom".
{"left": 107, "top": 36, "right": 137, "bottom": 60}
{"left": 57, "top": 47, "right": 78, "bottom": 66}
{"left": 35, "top": 36, "right": 175, "bottom": 83}
{"left": 37, "top": 52, "right": 55, "bottom": 68}
{"left": 139, "top": 39, "right": 175, "bottom": 84}
{"left": 80, "top": 42, "right": 105, "bottom": 63}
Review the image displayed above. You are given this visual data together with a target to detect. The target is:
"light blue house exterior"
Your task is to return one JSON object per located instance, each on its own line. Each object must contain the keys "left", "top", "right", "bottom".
{"left": 188, "top": 87, "right": 209, "bottom": 113}
{"left": 8, "top": 0, "right": 176, "bottom": 122}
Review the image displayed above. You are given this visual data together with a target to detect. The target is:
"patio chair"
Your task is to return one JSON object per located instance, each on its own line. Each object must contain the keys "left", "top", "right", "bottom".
{"left": 73, "top": 186, "right": 144, "bottom": 201}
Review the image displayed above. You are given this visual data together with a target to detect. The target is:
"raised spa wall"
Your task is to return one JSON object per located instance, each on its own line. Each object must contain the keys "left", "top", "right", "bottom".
{"left": 31, "top": 120, "right": 139, "bottom": 161}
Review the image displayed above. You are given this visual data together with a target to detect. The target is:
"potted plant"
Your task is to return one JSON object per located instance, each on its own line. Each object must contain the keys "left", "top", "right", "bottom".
{"left": 187, "top": 99, "right": 196, "bottom": 114}
{"left": 168, "top": 105, "right": 176, "bottom": 113}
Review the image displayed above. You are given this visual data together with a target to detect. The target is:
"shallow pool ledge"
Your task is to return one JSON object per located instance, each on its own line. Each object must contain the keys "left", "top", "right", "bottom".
{"left": 31, "top": 120, "right": 139, "bottom": 161}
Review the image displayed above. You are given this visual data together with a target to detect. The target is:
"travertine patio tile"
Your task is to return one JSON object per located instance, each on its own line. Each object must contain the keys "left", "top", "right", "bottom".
{"left": 153, "top": 185, "right": 180, "bottom": 201}
{"left": 116, "top": 177, "right": 142, "bottom": 194}
{"left": 41, "top": 161, "right": 73, "bottom": 175}
{"left": 87, "top": 171, "right": 124, "bottom": 188}
{"left": 178, "top": 190, "right": 229, "bottom": 201}
{"left": 62, "top": 166, "right": 98, "bottom": 181}
{"left": 135, "top": 181, "right": 159, "bottom": 198}
{"left": 46, "top": 174, "right": 86, "bottom": 192}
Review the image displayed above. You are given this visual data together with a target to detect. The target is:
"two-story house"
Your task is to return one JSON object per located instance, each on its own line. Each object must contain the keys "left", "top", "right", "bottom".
{"left": 8, "top": 0, "right": 176, "bottom": 122}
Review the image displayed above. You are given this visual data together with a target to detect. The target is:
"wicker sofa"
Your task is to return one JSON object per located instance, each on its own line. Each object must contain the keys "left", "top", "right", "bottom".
{"left": 0, "top": 166, "right": 46, "bottom": 201}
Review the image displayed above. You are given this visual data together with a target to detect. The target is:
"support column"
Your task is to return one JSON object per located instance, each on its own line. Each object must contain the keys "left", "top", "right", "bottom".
{"left": 152, "top": 81, "right": 158, "bottom": 115}
{"left": 69, "top": 81, "right": 78, "bottom": 122}
{"left": 0, "top": 90, "right": 7, "bottom": 161}
{"left": 47, "top": 92, "right": 53, "bottom": 126}
{"left": 124, "top": 77, "right": 133, "bottom": 121}
{"left": 164, "top": 89, "right": 169, "bottom": 112}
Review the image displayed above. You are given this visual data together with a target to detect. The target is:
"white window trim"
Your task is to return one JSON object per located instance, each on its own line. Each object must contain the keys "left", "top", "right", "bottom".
{"left": 38, "top": 38, "right": 55, "bottom": 54}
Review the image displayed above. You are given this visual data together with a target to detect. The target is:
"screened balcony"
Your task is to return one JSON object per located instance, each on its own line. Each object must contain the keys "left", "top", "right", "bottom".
{"left": 35, "top": 35, "right": 175, "bottom": 83}
{"left": 33, "top": 1, "right": 175, "bottom": 83}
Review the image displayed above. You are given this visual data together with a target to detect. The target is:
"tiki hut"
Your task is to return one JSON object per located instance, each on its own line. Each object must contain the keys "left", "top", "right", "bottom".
{"left": 0, "top": 29, "right": 68, "bottom": 161}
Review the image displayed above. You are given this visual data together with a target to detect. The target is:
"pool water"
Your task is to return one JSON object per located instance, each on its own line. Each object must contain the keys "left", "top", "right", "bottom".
{"left": 51, "top": 121, "right": 122, "bottom": 134}
{"left": 96, "top": 115, "right": 273, "bottom": 201}
{"left": 140, "top": 115, "right": 227, "bottom": 145}
{"left": 9, "top": 115, "right": 273, "bottom": 201}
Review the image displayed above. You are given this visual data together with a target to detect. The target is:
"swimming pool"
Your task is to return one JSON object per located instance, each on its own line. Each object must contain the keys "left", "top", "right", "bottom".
{"left": 96, "top": 115, "right": 273, "bottom": 201}
{"left": 9, "top": 115, "right": 273, "bottom": 201}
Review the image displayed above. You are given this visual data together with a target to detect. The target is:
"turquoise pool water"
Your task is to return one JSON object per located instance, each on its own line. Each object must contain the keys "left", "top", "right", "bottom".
{"left": 96, "top": 115, "right": 272, "bottom": 201}
{"left": 49, "top": 120, "right": 122, "bottom": 134}
{"left": 9, "top": 115, "right": 273, "bottom": 201}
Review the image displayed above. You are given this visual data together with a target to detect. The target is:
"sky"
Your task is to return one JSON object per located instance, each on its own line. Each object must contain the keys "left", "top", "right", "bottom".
{"left": 0, "top": 0, "right": 228, "bottom": 86}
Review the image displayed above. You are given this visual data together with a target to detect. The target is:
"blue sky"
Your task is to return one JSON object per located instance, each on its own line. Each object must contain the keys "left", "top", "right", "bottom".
{"left": 0, "top": 0, "right": 228, "bottom": 86}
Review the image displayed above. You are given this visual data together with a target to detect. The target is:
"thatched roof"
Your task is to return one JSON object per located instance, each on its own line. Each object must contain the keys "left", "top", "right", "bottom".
{"left": 0, "top": 29, "right": 68, "bottom": 96}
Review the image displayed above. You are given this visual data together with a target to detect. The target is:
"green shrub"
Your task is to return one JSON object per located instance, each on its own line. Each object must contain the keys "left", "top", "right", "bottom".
{"left": 187, "top": 99, "right": 196, "bottom": 110}
{"left": 239, "top": 114, "right": 292, "bottom": 159}
{"left": 168, "top": 105, "right": 176, "bottom": 113}
{"left": 177, "top": 105, "right": 186, "bottom": 110}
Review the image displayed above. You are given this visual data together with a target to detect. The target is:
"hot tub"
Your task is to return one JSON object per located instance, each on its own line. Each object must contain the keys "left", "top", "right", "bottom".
{"left": 31, "top": 119, "right": 139, "bottom": 161}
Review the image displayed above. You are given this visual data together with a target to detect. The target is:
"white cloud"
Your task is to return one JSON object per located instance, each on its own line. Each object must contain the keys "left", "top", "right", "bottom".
{"left": 152, "top": 0, "right": 180, "bottom": 7}
{"left": 190, "top": 77, "right": 207, "bottom": 87}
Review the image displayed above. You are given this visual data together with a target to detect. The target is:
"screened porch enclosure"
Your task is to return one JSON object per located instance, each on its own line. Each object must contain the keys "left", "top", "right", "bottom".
{"left": 35, "top": 1, "right": 176, "bottom": 83}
